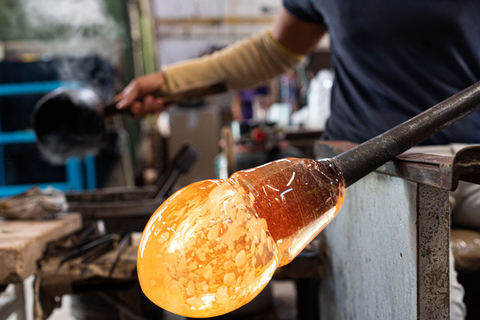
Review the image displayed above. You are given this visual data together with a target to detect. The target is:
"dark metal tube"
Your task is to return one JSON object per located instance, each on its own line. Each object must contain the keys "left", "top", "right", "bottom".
{"left": 333, "top": 81, "right": 480, "bottom": 187}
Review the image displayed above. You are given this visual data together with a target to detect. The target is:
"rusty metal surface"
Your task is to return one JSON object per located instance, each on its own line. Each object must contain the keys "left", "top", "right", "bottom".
{"left": 417, "top": 184, "right": 450, "bottom": 320}
{"left": 315, "top": 141, "right": 480, "bottom": 191}
{"left": 452, "top": 146, "right": 480, "bottom": 186}
{"left": 66, "top": 186, "right": 164, "bottom": 213}
{"left": 66, "top": 187, "right": 163, "bottom": 234}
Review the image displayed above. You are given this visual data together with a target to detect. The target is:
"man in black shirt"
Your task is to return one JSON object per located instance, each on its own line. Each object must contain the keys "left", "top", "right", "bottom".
{"left": 116, "top": 2, "right": 479, "bottom": 318}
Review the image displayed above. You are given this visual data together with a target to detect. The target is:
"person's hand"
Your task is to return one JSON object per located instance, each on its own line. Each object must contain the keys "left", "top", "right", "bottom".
{"left": 115, "top": 72, "right": 168, "bottom": 117}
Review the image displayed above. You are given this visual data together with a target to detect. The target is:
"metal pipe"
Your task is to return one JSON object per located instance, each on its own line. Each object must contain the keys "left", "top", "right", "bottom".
{"left": 333, "top": 81, "right": 480, "bottom": 187}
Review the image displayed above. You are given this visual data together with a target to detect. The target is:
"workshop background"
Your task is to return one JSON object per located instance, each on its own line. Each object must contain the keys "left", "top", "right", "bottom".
{"left": 5, "top": 1, "right": 477, "bottom": 320}
{"left": 0, "top": 1, "right": 332, "bottom": 320}
{"left": 0, "top": 0, "right": 330, "bottom": 195}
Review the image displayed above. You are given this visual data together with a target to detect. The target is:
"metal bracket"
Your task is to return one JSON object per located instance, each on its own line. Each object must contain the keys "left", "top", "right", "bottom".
{"left": 315, "top": 141, "right": 480, "bottom": 191}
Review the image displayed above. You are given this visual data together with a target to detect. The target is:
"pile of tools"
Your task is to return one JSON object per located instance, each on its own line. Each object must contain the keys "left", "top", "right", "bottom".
{"left": 33, "top": 142, "right": 200, "bottom": 319}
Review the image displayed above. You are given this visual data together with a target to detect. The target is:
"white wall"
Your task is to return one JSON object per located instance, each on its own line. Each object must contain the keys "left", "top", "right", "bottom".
{"left": 152, "top": 0, "right": 282, "bottom": 65}
{"left": 153, "top": 0, "right": 280, "bottom": 18}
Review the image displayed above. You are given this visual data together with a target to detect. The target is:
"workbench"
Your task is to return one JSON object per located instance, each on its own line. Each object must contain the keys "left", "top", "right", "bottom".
{"left": 0, "top": 213, "right": 82, "bottom": 320}
{"left": 0, "top": 213, "right": 82, "bottom": 285}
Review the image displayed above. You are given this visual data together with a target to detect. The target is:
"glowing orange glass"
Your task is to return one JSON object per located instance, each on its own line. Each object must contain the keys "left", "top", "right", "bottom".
{"left": 137, "top": 158, "right": 345, "bottom": 318}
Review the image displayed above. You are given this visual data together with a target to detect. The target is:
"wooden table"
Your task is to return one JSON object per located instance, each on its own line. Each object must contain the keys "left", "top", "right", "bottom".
{"left": 0, "top": 213, "right": 82, "bottom": 285}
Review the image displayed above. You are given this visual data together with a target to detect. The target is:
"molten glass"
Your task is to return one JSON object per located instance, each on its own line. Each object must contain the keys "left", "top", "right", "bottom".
{"left": 137, "top": 158, "right": 345, "bottom": 317}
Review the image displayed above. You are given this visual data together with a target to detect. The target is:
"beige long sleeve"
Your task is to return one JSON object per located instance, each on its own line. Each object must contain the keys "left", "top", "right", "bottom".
{"left": 162, "top": 29, "right": 305, "bottom": 93}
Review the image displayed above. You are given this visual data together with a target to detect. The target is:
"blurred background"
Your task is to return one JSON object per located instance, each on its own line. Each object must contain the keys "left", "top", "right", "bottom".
{"left": 0, "top": 0, "right": 332, "bottom": 196}
{"left": 0, "top": 1, "right": 333, "bottom": 319}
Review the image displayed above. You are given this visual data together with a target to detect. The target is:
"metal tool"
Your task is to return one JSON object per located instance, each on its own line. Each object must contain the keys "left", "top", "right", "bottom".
{"left": 56, "top": 233, "right": 119, "bottom": 272}
{"left": 145, "top": 142, "right": 200, "bottom": 199}
{"left": 79, "top": 235, "right": 119, "bottom": 265}
{"left": 108, "top": 232, "right": 132, "bottom": 278}
{"left": 32, "top": 81, "right": 228, "bottom": 163}
{"left": 332, "top": 81, "right": 480, "bottom": 188}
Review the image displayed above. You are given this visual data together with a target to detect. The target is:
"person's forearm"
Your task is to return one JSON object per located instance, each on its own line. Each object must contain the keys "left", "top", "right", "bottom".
{"left": 162, "top": 29, "right": 305, "bottom": 94}
{"left": 115, "top": 8, "right": 326, "bottom": 116}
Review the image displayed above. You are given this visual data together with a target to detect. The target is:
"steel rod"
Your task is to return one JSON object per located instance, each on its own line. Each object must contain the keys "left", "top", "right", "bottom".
{"left": 333, "top": 81, "right": 480, "bottom": 187}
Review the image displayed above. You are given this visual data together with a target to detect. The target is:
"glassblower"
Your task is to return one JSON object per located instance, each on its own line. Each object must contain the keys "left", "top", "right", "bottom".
{"left": 136, "top": 81, "right": 480, "bottom": 318}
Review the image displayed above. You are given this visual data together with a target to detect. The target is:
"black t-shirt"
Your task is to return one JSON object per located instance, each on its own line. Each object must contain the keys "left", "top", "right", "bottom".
{"left": 284, "top": 0, "right": 480, "bottom": 144}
